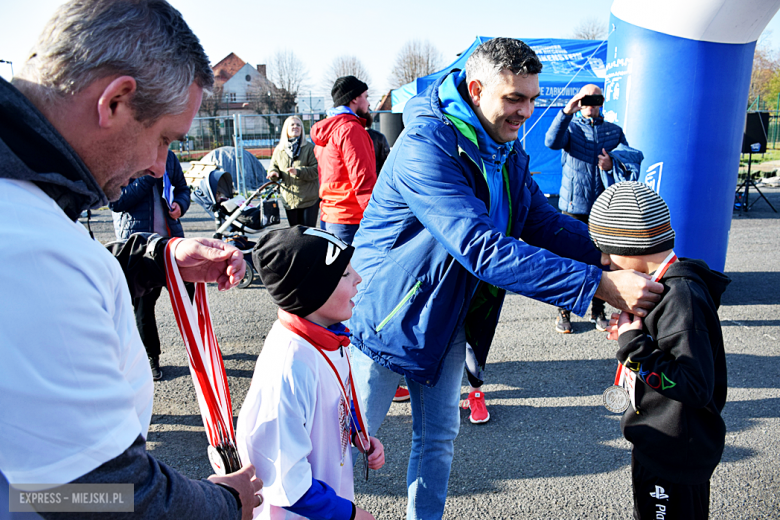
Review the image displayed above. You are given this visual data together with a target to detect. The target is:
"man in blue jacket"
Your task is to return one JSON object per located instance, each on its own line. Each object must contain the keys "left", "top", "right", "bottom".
{"left": 110, "top": 150, "right": 192, "bottom": 380}
{"left": 347, "top": 38, "right": 663, "bottom": 520}
{"left": 545, "top": 84, "right": 630, "bottom": 334}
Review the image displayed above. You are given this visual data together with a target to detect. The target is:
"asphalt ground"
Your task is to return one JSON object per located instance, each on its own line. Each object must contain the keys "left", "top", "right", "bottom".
{"left": 80, "top": 186, "right": 780, "bottom": 519}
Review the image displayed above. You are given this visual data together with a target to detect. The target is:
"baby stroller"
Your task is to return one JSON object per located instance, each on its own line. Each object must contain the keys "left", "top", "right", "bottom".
{"left": 192, "top": 169, "right": 281, "bottom": 288}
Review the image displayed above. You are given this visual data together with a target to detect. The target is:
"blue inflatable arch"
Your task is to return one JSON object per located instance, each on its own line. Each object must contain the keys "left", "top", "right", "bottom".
{"left": 606, "top": 0, "right": 780, "bottom": 271}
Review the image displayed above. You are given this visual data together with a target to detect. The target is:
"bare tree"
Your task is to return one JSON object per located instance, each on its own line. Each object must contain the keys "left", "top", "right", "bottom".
{"left": 572, "top": 17, "right": 608, "bottom": 40}
{"left": 321, "top": 55, "right": 372, "bottom": 95}
{"left": 198, "top": 83, "right": 226, "bottom": 147}
{"left": 246, "top": 76, "right": 296, "bottom": 114}
{"left": 198, "top": 83, "right": 224, "bottom": 117}
{"left": 389, "top": 40, "right": 442, "bottom": 89}
{"left": 267, "top": 49, "right": 309, "bottom": 96}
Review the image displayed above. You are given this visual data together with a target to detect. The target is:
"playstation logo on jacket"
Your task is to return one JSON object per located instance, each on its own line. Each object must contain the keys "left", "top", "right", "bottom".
{"left": 253, "top": 225, "right": 354, "bottom": 317}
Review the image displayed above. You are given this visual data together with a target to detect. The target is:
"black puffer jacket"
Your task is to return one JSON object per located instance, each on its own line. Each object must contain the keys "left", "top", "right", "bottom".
{"left": 617, "top": 258, "right": 730, "bottom": 484}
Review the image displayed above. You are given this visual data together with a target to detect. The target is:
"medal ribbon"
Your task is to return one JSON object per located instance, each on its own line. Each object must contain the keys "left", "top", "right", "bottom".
{"left": 164, "top": 238, "right": 240, "bottom": 471}
{"left": 278, "top": 310, "right": 370, "bottom": 452}
{"left": 614, "top": 250, "right": 677, "bottom": 405}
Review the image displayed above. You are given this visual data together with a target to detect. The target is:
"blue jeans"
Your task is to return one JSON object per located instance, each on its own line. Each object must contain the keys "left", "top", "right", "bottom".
{"left": 350, "top": 328, "right": 467, "bottom": 520}
{"left": 321, "top": 221, "right": 359, "bottom": 245}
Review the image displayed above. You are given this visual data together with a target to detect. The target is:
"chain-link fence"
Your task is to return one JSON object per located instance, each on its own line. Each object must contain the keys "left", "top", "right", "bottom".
{"left": 174, "top": 111, "right": 388, "bottom": 161}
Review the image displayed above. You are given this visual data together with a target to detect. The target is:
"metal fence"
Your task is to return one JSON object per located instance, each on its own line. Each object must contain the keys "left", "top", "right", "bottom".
{"left": 174, "top": 111, "right": 388, "bottom": 161}
{"left": 746, "top": 97, "right": 780, "bottom": 149}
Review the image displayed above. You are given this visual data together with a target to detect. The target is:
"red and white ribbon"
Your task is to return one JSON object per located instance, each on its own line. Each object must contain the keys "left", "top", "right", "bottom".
{"left": 164, "top": 238, "right": 241, "bottom": 474}
{"left": 614, "top": 250, "right": 677, "bottom": 411}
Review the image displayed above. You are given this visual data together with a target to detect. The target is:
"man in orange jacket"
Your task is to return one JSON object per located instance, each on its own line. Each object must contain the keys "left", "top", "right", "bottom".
{"left": 311, "top": 76, "right": 377, "bottom": 244}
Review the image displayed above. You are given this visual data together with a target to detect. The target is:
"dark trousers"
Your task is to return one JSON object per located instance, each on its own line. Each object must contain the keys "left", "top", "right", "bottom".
{"left": 286, "top": 202, "right": 320, "bottom": 228}
{"left": 322, "top": 221, "right": 360, "bottom": 246}
{"left": 631, "top": 453, "right": 711, "bottom": 520}
{"left": 559, "top": 211, "right": 605, "bottom": 315}
{"left": 133, "top": 283, "right": 194, "bottom": 360}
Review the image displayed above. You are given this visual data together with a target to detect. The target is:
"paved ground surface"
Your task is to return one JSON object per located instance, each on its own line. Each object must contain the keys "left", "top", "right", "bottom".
{"left": 82, "top": 187, "right": 780, "bottom": 519}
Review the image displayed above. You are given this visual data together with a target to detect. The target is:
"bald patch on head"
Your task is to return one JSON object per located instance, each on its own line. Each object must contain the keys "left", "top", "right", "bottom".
{"left": 579, "top": 84, "right": 602, "bottom": 96}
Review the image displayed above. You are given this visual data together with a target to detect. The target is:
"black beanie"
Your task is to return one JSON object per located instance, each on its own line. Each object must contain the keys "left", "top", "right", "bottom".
{"left": 331, "top": 75, "right": 368, "bottom": 107}
{"left": 588, "top": 182, "right": 675, "bottom": 256}
{"left": 253, "top": 226, "right": 354, "bottom": 317}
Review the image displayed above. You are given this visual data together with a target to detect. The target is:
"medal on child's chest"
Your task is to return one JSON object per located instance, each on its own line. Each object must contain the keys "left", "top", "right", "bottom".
{"left": 602, "top": 251, "right": 676, "bottom": 413}
{"left": 338, "top": 394, "right": 350, "bottom": 465}
{"left": 311, "top": 344, "right": 370, "bottom": 468}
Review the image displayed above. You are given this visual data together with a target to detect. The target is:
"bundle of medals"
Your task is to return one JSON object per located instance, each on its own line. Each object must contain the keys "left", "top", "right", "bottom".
{"left": 165, "top": 238, "right": 242, "bottom": 475}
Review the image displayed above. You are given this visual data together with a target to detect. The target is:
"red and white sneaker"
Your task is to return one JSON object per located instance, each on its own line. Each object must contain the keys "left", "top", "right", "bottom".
{"left": 393, "top": 386, "right": 410, "bottom": 402}
{"left": 461, "top": 390, "right": 490, "bottom": 424}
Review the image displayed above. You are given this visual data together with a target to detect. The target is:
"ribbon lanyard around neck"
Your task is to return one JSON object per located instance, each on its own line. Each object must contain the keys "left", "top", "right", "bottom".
{"left": 310, "top": 345, "right": 370, "bottom": 452}
{"left": 651, "top": 251, "right": 677, "bottom": 283}
{"left": 613, "top": 250, "right": 677, "bottom": 403}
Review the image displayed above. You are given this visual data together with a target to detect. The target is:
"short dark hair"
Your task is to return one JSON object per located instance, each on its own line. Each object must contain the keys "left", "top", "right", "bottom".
{"left": 466, "top": 38, "right": 543, "bottom": 89}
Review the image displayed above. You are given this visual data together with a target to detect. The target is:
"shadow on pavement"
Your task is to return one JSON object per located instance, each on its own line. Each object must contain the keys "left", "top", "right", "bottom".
{"left": 722, "top": 272, "right": 780, "bottom": 305}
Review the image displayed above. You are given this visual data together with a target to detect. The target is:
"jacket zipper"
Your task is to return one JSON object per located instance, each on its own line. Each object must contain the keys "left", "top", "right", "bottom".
{"left": 458, "top": 146, "right": 513, "bottom": 235}
{"left": 376, "top": 281, "right": 422, "bottom": 332}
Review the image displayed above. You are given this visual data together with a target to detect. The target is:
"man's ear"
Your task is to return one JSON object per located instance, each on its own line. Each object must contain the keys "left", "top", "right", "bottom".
{"left": 467, "top": 79, "right": 483, "bottom": 107}
{"left": 96, "top": 76, "right": 137, "bottom": 129}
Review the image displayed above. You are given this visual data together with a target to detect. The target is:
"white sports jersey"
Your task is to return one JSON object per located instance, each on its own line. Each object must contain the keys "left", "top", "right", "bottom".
{"left": 237, "top": 320, "right": 354, "bottom": 519}
{"left": 0, "top": 179, "right": 153, "bottom": 485}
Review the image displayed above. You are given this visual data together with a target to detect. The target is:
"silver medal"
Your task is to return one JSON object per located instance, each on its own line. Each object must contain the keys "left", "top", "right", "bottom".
{"left": 603, "top": 385, "right": 630, "bottom": 413}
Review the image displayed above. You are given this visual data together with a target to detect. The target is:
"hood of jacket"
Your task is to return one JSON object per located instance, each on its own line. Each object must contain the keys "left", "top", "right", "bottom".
{"left": 402, "top": 71, "right": 527, "bottom": 171}
{"left": 310, "top": 112, "right": 367, "bottom": 147}
{"left": 437, "top": 69, "right": 514, "bottom": 159}
{"left": 664, "top": 258, "right": 730, "bottom": 308}
{"left": 0, "top": 78, "right": 108, "bottom": 220}
{"left": 436, "top": 69, "right": 512, "bottom": 235}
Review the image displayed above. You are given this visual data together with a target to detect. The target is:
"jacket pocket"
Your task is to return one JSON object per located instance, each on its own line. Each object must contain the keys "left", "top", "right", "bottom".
{"left": 376, "top": 281, "right": 422, "bottom": 332}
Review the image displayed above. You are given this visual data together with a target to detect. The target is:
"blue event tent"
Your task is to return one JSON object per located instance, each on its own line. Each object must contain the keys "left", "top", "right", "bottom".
{"left": 391, "top": 37, "right": 608, "bottom": 194}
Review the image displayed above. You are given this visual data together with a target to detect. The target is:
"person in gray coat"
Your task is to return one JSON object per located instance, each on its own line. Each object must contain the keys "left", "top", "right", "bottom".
{"left": 545, "top": 83, "right": 631, "bottom": 333}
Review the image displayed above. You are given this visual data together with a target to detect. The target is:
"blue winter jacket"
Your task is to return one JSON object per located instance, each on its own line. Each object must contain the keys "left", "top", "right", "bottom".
{"left": 545, "top": 110, "right": 628, "bottom": 215}
{"left": 348, "top": 73, "right": 604, "bottom": 386}
{"left": 110, "top": 151, "right": 191, "bottom": 239}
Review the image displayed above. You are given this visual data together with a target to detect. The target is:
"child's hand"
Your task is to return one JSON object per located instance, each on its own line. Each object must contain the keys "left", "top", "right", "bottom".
{"left": 618, "top": 311, "right": 643, "bottom": 335}
{"left": 354, "top": 507, "right": 376, "bottom": 520}
{"left": 366, "top": 436, "right": 385, "bottom": 470}
{"left": 608, "top": 311, "right": 643, "bottom": 340}
{"left": 606, "top": 312, "right": 622, "bottom": 340}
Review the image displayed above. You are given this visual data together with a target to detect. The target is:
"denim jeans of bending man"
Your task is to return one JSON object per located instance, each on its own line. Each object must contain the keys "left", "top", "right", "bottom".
{"left": 350, "top": 327, "right": 467, "bottom": 520}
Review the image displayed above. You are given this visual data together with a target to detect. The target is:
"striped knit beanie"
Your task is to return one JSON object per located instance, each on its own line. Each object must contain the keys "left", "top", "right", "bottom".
{"left": 588, "top": 182, "right": 675, "bottom": 256}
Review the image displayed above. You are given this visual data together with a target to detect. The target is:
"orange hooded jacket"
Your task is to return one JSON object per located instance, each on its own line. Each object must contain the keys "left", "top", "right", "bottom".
{"left": 311, "top": 113, "right": 377, "bottom": 224}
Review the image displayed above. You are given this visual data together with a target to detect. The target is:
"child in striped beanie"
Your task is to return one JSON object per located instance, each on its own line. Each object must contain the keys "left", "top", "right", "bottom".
{"left": 589, "top": 182, "right": 730, "bottom": 520}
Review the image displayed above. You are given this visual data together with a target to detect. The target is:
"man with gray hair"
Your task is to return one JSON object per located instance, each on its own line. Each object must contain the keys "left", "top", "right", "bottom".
{"left": 347, "top": 37, "right": 664, "bottom": 519}
{"left": 0, "top": 1, "right": 261, "bottom": 518}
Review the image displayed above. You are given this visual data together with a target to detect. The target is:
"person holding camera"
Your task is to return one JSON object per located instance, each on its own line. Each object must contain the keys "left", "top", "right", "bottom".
{"left": 545, "top": 84, "right": 630, "bottom": 334}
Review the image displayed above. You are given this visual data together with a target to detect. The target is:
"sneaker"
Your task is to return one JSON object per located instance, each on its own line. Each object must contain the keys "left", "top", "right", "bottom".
{"left": 591, "top": 310, "right": 609, "bottom": 332}
{"left": 393, "top": 386, "right": 410, "bottom": 402}
{"left": 555, "top": 309, "right": 572, "bottom": 334}
{"left": 461, "top": 390, "right": 490, "bottom": 424}
{"left": 149, "top": 357, "right": 163, "bottom": 381}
